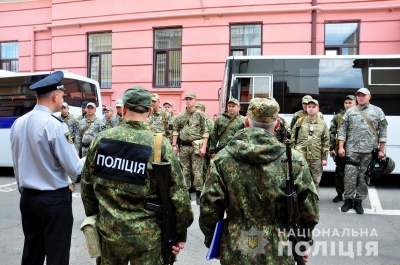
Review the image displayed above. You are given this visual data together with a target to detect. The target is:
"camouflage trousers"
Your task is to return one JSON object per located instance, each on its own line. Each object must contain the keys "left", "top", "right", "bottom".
{"left": 334, "top": 157, "right": 345, "bottom": 195}
{"left": 96, "top": 237, "right": 162, "bottom": 265}
{"left": 306, "top": 159, "right": 323, "bottom": 192}
{"left": 203, "top": 155, "right": 211, "bottom": 183}
{"left": 180, "top": 145, "right": 204, "bottom": 191}
{"left": 344, "top": 151, "right": 371, "bottom": 201}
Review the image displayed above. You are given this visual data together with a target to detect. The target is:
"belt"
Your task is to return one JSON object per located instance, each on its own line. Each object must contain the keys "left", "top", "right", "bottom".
{"left": 180, "top": 141, "right": 192, "bottom": 146}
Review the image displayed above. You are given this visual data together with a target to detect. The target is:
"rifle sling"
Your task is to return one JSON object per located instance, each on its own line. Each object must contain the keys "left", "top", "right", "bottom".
{"left": 218, "top": 115, "right": 239, "bottom": 140}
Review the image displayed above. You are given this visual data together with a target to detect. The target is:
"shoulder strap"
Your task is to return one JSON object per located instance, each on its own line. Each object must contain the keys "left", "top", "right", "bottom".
{"left": 357, "top": 106, "right": 378, "bottom": 142}
{"left": 219, "top": 115, "right": 239, "bottom": 140}
{"left": 182, "top": 111, "right": 196, "bottom": 128}
{"left": 153, "top": 133, "right": 163, "bottom": 163}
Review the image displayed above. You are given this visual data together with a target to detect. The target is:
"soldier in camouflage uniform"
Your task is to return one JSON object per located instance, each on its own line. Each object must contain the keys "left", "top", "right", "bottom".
{"left": 148, "top": 93, "right": 174, "bottom": 139}
{"left": 290, "top": 95, "right": 324, "bottom": 130}
{"left": 172, "top": 92, "right": 209, "bottom": 205}
{"left": 209, "top": 98, "right": 244, "bottom": 158}
{"left": 77, "top": 101, "right": 88, "bottom": 121}
{"left": 103, "top": 106, "right": 115, "bottom": 129}
{"left": 81, "top": 86, "right": 193, "bottom": 265}
{"left": 329, "top": 95, "right": 357, "bottom": 203}
{"left": 292, "top": 99, "right": 329, "bottom": 192}
{"left": 111, "top": 99, "right": 123, "bottom": 126}
{"left": 199, "top": 97, "right": 319, "bottom": 265}
{"left": 163, "top": 101, "right": 174, "bottom": 115}
{"left": 338, "top": 88, "right": 388, "bottom": 214}
{"left": 59, "top": 102, "right": 79, "bottom": 143}
{"left": 75, "top": 102, "right": 106, "bottom": 157}
{"left": 195, "top": 102, "right": 215, "bottom": 184}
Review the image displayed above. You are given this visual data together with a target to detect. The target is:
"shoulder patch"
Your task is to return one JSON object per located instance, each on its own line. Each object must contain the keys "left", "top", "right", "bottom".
{"left": 101, "top": 125, "right": 107, "bottom": 131}
{"left": 64, "top": 131, "right": 73, "bottom": 144}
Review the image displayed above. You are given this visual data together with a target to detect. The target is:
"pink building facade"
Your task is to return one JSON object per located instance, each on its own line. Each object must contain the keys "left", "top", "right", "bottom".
{"left": 1, "top": 0, "right": 400, "bottom": 116}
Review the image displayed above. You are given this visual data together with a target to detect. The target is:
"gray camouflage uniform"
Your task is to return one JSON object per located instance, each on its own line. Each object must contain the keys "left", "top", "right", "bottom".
{"left": 173, "top": 109, "right": 209, "bottom": 192}
{"left": 338, "top": 104, "right": 388, "bottom": 201}
{"left": 75, "top": 117, "right": 107, "bottom": 157}
{"left": 58, "top": 113, "right": 79, "bottom": 143}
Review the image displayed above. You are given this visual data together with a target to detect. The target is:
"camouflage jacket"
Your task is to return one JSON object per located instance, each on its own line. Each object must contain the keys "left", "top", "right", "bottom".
{"left": 290, "top": 110, "right": 324, "bottom": 130}
{"left": 199, "top": 127, "right": 319, "bottom": 264}
{"left": 338, "top": 104, "right": 388, "bottom": 153}
{"left": 147, "top": 109, "right": 173, "bottom": 138}
{"left": 274, "top": 116, "right": 291, "bottom": 143}
{"left": 80, "top": 121, "right": 194, "bottom": 245}
{"left": 75, "top": 116, "right": 106, "bottom": 150}
{"left": 329, "top": 110, "right": 345, "bottom": 152}
{"left": 77, "top": 113, "right": 86, "bottom": 121}
{"left": 173, "top": 109, "right": 209, "bottom": 142}
{"left": 292, "top": 116, "right": 329, "bottom": 161}
{"left": 209, "top": 112, "right": 245, "bottom": 154}
{"left": 58, "top": 113, "right": 79, "bottom": 142}
{"left": 111, "top": 114, "right": 123, "bottom": 127}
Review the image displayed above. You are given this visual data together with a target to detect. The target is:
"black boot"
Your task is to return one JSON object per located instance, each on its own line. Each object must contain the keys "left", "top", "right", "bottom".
{"left": 353, "top": 199, "right": 364, "bottom": 214}
{"left": 333, "top": 194, "right": 343, "bottom": 203}
{"left": 341, "top": 199, "right": 353, "bottom": 212}
{"left": 196, "top": 191, "right": 201, "bottom": 205}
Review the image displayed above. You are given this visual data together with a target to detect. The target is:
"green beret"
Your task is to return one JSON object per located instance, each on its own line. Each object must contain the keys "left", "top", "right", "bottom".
{"left": 247, "top": 97, "right": 278, "bottom": 123}
{"left": 123, "top": 86, "right": 151, "bottom": 111}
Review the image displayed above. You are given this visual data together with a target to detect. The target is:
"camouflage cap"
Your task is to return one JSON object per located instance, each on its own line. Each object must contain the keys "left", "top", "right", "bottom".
{"left": 123, "top": 86, "right": 152, "bottom": 110}
{"left": 185, "top": 92, "right": 196, "bottom": 99}
{"left": 163, "top": 101, "right": 173, "bottom": 107}
{"left": 104, "top": 106, "right": 113, "bottom": 112}
{"left": 302, "top": 95, "right": 313, "bottom": 103}
{"left": 115, "top": 99, "right": 123, "bottom": 107}
{"left": 247, "top": 97, "right": 278, "bottom": 123}
{"left": 345, "top": 95, "right": 356, "bottom": 101}
{"left": 86, "top": 102, "right": 96, "bottom": 108}
{"left": 307, "top": 99, "right": 319, "bottom": 106}
{"left": 227, "top": 98, "right": 240, "bottom": 106}
{"left": 62, "top": 102, "right": 69, "bottom": 108}
{"left": 355, "top": 87, "right": 370, "bottom": 95}
{"left": 195, "top": 103, "right": 206, "bottom": 109}
{"left": 151, "top": 93, "right": 160, "bottom": 101}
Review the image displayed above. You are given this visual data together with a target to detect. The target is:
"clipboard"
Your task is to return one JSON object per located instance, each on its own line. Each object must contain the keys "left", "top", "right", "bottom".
{"left": 206, "top": 219, "right": 226, "bottom": 260}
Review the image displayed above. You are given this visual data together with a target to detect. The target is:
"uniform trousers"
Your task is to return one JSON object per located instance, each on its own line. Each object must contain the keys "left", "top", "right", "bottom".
{"left": 20, "top": 186, "right": 73, "bottom": 265}
{"left": 334, "top": 156, "right": 345, "bottom": 195}
{"left": 344, "top": 151, "right": 371, "bottom": 201}
{"left": 179, "top": 145, "right": 204, "bottom": 191}
{"left": 306, "top": 159, "right": 323, "bottom": 193}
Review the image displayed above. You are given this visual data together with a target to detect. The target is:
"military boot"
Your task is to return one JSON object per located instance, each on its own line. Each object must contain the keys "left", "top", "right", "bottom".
{"left": 341, "top": 199, "right": 353, "bottom": 212}
{"left": 333, "top": 194, "right": 343, "bottom": 203}
{"left": 353, "top": 199, "right": 364, "bottom": 214}
{"left": 196, "top": 191, "right": 201, "bottom": 205}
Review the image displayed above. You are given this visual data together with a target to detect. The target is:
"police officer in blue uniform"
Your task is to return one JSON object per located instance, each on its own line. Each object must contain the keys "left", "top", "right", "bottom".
{"left": 10, "top": 71, "right": 85, "bottom": 265}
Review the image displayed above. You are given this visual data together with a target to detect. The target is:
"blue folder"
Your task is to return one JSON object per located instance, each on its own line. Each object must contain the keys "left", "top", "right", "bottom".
{"left": 206, "top": 219, "right": 226, "bottom": 260}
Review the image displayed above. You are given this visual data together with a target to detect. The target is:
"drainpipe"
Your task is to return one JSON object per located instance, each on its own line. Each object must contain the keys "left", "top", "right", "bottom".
{"left": 311, "top": 0, "right": 317, "bottom": 55}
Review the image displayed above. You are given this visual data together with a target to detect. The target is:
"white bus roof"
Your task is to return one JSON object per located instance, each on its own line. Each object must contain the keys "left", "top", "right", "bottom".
{"left": 227, "top": 54, "right": 400, "bottom": 60}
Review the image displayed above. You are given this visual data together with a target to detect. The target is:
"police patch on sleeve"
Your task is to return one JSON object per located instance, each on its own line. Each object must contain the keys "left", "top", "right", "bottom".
{"left": 93, "top": 138, "right": 152, "bottom": 185}
{"left": 64, "top": 132, "right": 73, "bottom": 144}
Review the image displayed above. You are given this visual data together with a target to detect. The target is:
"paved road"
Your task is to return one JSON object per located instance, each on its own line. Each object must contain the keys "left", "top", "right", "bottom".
{"left": 1, "top": 170, "right": 399, "bottom": 265}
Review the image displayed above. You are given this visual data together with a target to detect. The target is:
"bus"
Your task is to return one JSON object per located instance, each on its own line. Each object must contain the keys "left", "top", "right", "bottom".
{"left": 0, "top": 70, "right": 103, "bottom": 167}
{"left": 219, "top": 55, "right": 400, "bottom": 173}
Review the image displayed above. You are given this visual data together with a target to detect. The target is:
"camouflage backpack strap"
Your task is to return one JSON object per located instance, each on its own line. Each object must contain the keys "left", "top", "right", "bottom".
{"left": 357, "top": 106, "right": 378, "bottom": 142}
{"left": 153, "top": 133, "right": 163, "bottom": 163}
{"left": 294, "top": 115, "right": 306, "bottom": 145}
{"left": 82, "top": 118, "right": 97, "bottom": 136}
{"left": 218, "top": 115, "right": 239, "bottom": 141}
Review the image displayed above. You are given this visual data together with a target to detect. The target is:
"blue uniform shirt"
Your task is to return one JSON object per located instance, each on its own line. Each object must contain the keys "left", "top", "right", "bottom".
{"left": 10, "top": 105, "right": 84, "bottom": 190}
